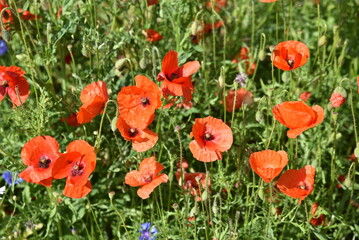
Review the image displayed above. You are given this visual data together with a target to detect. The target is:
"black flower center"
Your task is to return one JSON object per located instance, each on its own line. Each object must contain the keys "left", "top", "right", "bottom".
{"left": 143, "top": 174, "right": 153, "bottom": 183}
{"left": 38, "top": 156, "right": 51, "bottom": 169}
{"left": 166, "top": 73, "right": 178, "bottom": 81}
{"left": 71, "top": 162, "right": 85, "bottom": 177}
{"left": 129, "top": 128, "right": 139, "bottom": 137}
{"left": 141, "top": 97, "right": 150, "bottom": 106}
{"left": 287, "top": 59, "right": 294, "bottom": 69}
{"left": 204, "top": 133, "right": 214, "bottom": 141}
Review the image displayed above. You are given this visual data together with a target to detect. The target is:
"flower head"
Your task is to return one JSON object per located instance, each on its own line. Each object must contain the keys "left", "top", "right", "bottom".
{"left": 299, "top": 91, "right": 311, "bottom": 102}
{"left": 329, "top": 87, "right": 347, "bottom": 108}
{"left": 147, "top": 0, "right": 158, "bottom": 6}
{"left": 189, "top": 116, "right": 233, "bottom": 162}
{"left": 145, "top": 29, "right": 163, "bottom": 42}
{"left": 77, "top": 81, "right": 109, "bottom": 124}
{"left": 271, "top": 41, "right": 310, "bottom": 71}
{"left": 18, "top": 136, "right": 61, "bottom": 187}
{"left": 272, "top": 101, "right": 324, "bottom": 138}
{"left": 2, "top": 171, "right": 23, "bottom": 185}
{"left": 0, "top": 66, "right": 30, "bottom": 106}
{"left": 310, "top": 203, "right": 326, "bottom": 226}
{"left": 176, "top": 171, "right": 210, "bottom": 201}
{"left": 157, "top": 51, "right": 200, "bottom": 101}
{"left": 139, "top": 222, "right": 158, "bottom": 240}
{"left": 125, "top": 157, "right": 168, "bottom": 199}
{"left": 276, "top": 165, "right": 316, "bottom": 204}
{"left": 249, "top": 150, "right": 288, "bottom": 183}
{"left": 116, "top": 116, "right": 158, "bottom": 152}
{"left": 232, "top": 47, "right": 257, "bottom": 75}
{"left": 52, "top": 140, "right": 96, "bottom": 199}
{"left": 117, "top": 75, "right": 162, "bottom": 129}
{"left": 225, "top": 89, "right": 253, "bottom": 112}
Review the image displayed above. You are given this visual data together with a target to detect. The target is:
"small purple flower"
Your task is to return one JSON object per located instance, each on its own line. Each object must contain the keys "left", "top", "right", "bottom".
{"left": 0, "top": 39, "right": 8, "bottom": 56}
{"left": 234, "top": 73, "right": 247, "bottom": 87}
{"left": 139, "top": 222, "right": 158, "bottom": 240}
{"left": 2, "top": 171, "right": 23, "bottom": 186}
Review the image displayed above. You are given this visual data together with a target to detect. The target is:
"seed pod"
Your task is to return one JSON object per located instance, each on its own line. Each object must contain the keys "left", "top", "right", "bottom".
{"left": 258, "top": 49, "right": 266, "bottom": 61}
{"left": 318, "top": 35, "right": 327, "bottom": 47}
{"left": 139, "top": 57, "right": 147, "bottom": 69}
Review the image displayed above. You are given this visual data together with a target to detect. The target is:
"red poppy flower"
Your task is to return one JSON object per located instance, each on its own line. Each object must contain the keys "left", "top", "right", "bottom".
{"left": 116, "top": 116, "right": 158, "bottom": 152}
{"left": 259, "top": 0, "right": 277, "bottom": 2}
{"left": 61, "top": 113, "right": 81, "bottom": 127}
{"left": 272, "top": 101, "right": 324, "bottom": 138}
{"left": 206, "top": 0, "right": 227, "bottom": 12}
{"left": 157, "top": 51, "right": 200, "bottom": 101}
{"left": 145, "top": 29, "right": 163, "bottom": 42}
{"left": 176, "top": 171, "right": 210, "bottom": 201}
{"left": 299, "top": 91, "right": 311, "bottom": 102}
{"left": 329, "top": 93, "right": 346, "bottom": 108}
{"left": 249, "top": 150, "right": 288, "bottom": 183}
{"left": 310, "top": 203, "right": 326, "bottom": 226}
{"left": 52, "top": 140, "right": 96, "bottom": 199}
{"left": 0, "top": 66, "right": 29, "bottom": 106}
{"left": 77, "top": 81, "right": 109, "bottom": 124}
{"left": 276, "top": 165, "right": 315, "bottom": 204}
{"left": 271, "top": 41, "right": 310, "bottom": 71}
{"left": 18, "top": 136, "right": 61, "bottom": 187}
{"left": 125, "top": 156, "right": 168, "bottom": 199}
{"left": 147, "top": 0, "right": 158, "bottom": 6}
{"left": 225, "top": 89, "right": 253, "bottom": 112}
{"left": 117, "top": 75, "right": 162, "bottom": 129}
{"left": 232, "top": 47, "right": 256, "bottom": 75}
{"left": 0, "top": 2, "right": 39, "bottom": 28}
{"left": 189, "top": 116, "right": 233, "bottom": 162}
{"left": 18, "top": 9, "right": 39, "bottom": 20}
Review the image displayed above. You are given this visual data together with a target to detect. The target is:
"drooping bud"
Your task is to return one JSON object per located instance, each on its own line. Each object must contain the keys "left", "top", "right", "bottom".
{"left": 258, "top": 49, "right": 266, "bottom": 61}
{"left": 318, "top": 35, "right": 327, "bottom": 47}
{"left": 329, "top": 87, "right": 347, "bottom": 108}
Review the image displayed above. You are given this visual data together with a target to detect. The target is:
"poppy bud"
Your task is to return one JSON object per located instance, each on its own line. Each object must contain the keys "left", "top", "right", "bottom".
{"left": 191, "top": 21, "right": 198, "bottom": 35}
{"left": 2, "top": 29, "right": 11, "bottom": 42}
{"left": 172, "top": 203, "right": 179, "bottom": 209}
{"left": 111, "top": 116, "right": 118, "bottom": 132}
{"left": 329, "top": 87, "right": 346, "bottom": 108}
{"left": 255, "top": 111, "right": 264, "bottom": 124}
{"left": 139, "top": 57, "right": 147, "bottom": 69}
{"left": 41, "top": 0, "right": 50, "bottom": 11}
{"left": 115, "top": 58, "right": 127, "bottom": 70}
{"left": 269, "top": 45, "right": 275, "bottom": 52}
{"left": 354, "top": 143, "right": 359, "bottom": 158}
{"left": 189, "top": 206, "right": 198, "bottom": 216}
{"left": 212, "top": 201, "right": 218, "bottom": 215}
{"left": 108, "top": 191, "right": 115, "bottom": 199}
{"left": 81, "top": 45, "right": 90, "bottom": 57}
{"left": 331, "top": 112, "right": 338, "bottom": 121}
{"left": 318, "top": 35, "right": 327, "bottom": 47}
{"left": 258, "top": 49, "right": 266, "bottom": 61}
{"left": 281, "top": 71, "right": 290, "bottom": 83}
{"left": 201, "top": 190, "right": 208, "bottom": 201}
{"left": 218, "top": 75, "right": 224, "bottom": 89}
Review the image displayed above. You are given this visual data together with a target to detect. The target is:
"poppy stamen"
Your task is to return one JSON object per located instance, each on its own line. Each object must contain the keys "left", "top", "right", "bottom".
{"left": 129, "top": 128, "right": 139, "bottom": 137}
{"left": 143, "top": 174, "right": 153, "bottom": 183}
{"left": 140, "top": 97, "right": 150, "bottom": 106}
{"left": 287, "top": 59, "right": 294, "bottom": 69}
{"left": 38, "top": 156, "right": 51, "bottom": 168}
{"left": 71, "top": 162, "right": 85, "bottom": 177}
{"left": 204, "top": 133, "right": 214, "bottom": 141}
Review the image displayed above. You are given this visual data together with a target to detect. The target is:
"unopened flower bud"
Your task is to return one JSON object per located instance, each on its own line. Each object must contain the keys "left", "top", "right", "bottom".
{"left": 139, "top": 58, "right": 147, "bottom": 69}
{"left": 329, "top": 89, "right": 346, "bottom": 108}
{"left": 218, "top": 75, "right": 224, "bottom": 89}
{"left": 255, "top": 111, "right": 264, "bottom": 124}
{"left": 258, "top": 49, "right": 266, "bottom": 61}
{"left": 318, "top": 35, "right": 327, "bottom": 47}
{"left": 108, "top": 191, "right": 115, "bottom": 199}
{"left": 269, "top": 45, "right": 276, "bottom": 52}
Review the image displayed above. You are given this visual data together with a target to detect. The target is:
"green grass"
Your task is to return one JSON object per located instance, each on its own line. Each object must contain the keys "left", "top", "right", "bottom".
{"left": 0, "top": 0, "right": 358, "bottom": 239}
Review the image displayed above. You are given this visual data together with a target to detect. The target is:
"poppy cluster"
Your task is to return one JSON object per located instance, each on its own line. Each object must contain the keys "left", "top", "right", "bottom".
{"left": 18, "top": 136, "right": 96, "bottom": 199}
{"left": 125, "top": 157, "right": 168, "bottom": 199}
{"left": 0, "top": 65, "right": 29, "bottom": 106}
{"left": 117, "top": 75, "right": 161, "bottom": 152}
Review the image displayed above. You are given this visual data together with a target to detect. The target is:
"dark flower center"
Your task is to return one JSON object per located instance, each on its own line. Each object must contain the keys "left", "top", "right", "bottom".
{"left": 166, "top": 73, "right": 178, "bottom": 81}
{"left": 287, "top": 59, "right": 294, "bottom": 69}
{"left": 298, "top": 182, "right": 309, "bottom": 190}
{"left": 204, "top": 133, "right": 214, "bottom": 141}
{"left": 38, "top": 156, "right": 51, "bottom": 169}
{"left": 141, "top": 97, "right": 150, "bottom": 106}
{"left": 0, "top": 80, "right": 8, "bottom": 87}
{"left": 143, "top": 174, "right": 153, "bottom": 183}
{"left": 129, "top": 128, "right": 139, "bottom": 137}
{"left": 71, "top": 162, "right": 85, "bottom": 177}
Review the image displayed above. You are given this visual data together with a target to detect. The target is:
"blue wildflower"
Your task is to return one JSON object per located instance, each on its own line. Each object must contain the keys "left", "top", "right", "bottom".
{"left": 2, "top": 171, "right": 23, "bottom": 185}
{"left": 139, "top": 222, "right": 158, "bottom": 240}
{"left": 0, "top": 39, "right": 8, "bottom": 56}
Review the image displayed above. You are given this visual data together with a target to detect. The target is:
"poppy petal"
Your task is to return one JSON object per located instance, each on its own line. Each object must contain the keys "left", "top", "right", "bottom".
{"left": 63, "top": 180, "right": 92, "bottom": 199}
{"left": 181, "top": 61, "right": 200, "bottom": 77}
{"left": 162, "top": 51, "right": 178, "bottom": 75}
{"left": 137, "top": 173, "right": 168, "bottom": 199}
{"left": 52, "top": 152, "right": 82, "bottom": 179}
{"left": 189, "top": 140, "right": 222, "bottom": 162}
{"left": 139, "top": 156, "right": 164, "bottom": 176}
{"left": 125, "top": 170, "right": 147, "bottom": 187}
